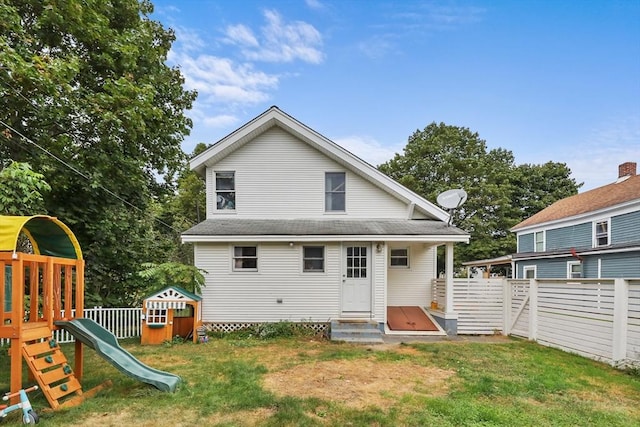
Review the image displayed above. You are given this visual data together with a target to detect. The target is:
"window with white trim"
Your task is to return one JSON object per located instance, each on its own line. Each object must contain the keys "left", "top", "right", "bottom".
{"left": 303, "top": 246, "right": 324, "bottom": 272}
{"left": 233, "top": 246, "right": 258, "bottom": 271}
{"left": 523, "top": 266, "right": 536, "bottom": 279}
{"left": 325, "top": 172, "right": 345, "bottom": 212}
{"left": 390, "top": 248, "right": 409, "bottom": 268}
{"left": 594, "top": 219, "right": 609, "bottom": 247}
{"left": 146, "top": 309, "right": 167, "bottom": 325}
{"left": 216, "top": 171, "right": 235, "bottom": 210}
{"left": 534, "top": 231, "right": 544, "bottom": 252}
{"left": 567, "top": 261, "right": 582, "bottom": 279}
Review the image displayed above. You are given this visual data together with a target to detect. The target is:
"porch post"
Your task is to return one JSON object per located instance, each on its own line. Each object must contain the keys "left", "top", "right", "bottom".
{"left": 445, "top": 242, "right": 454, "bottom": 312}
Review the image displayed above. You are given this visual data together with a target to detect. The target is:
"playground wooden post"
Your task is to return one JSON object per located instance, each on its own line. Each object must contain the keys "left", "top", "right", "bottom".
{"left": 9, "top": 256, "right": 24, "bottom": 404}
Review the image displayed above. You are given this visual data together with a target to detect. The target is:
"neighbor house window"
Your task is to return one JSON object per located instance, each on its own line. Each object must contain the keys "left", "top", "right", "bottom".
{"left": 325, "top": 172, "right": 345, "bottom": 212}
{"left": 390, "top": 248, "right": 409, "bottom": 267}
{"left": 233, "top": 246, "right": 257, "bottom": 271}
{"left": 534, "top": 231, "right": 544, "bottom": 252}
{"left": 303, "top": 246, "right": 324, "bottom": 272}
{"left": 216, "top": 171, "right": 235, "bottom": 210}
{"left": 146, "top": 309, "right": 167, "bottom": 325}
{"left": 523, "top": 266, "right": 536, "bottom": 279}
{"left": 594, "top": 220, "right": 609, "bottom": 247}
{"left": 567, "top": 261, "right": 582, "bottom": 279}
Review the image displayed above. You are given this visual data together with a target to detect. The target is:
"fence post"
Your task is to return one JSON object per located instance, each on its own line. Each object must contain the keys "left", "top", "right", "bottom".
{"left": 528, "top": 279, "right": 537, "bottom": 341}
{"left": 503, "top": 279, "right": 511, "bottom": 336}
{"left": 612, "top": 279, "right": 628, "bottom": 366}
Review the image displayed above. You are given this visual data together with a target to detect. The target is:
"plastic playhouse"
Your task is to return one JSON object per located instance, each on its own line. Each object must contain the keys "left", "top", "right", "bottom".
{"left": 0, "top": 215, "right": 180, "bottom": 410}
{"left": 141, "top": 286, "right": 202, "bottom": 345}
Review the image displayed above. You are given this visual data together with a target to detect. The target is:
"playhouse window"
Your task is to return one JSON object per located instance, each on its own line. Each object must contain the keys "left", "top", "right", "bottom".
{"left": 147, "top": 308, "right": 168, "bottom": 325}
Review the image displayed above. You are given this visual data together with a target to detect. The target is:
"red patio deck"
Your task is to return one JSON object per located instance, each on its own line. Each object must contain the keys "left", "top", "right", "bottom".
{"left": 387, "top": 306, "right": 439, "bottom": 331}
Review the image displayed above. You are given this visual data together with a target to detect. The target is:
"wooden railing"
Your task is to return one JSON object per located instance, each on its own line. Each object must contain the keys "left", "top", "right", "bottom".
{"left": 0, "top": 251, "right": 84, "bottom": 336}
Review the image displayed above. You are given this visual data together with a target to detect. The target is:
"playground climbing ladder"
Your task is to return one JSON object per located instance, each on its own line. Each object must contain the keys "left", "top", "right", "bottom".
{"left": 20, "top": 322, "right": 84, "bottom": 409}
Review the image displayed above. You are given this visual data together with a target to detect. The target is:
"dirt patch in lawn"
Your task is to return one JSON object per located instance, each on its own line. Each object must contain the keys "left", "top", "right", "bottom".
{"left": 263, "top": 358, "right": 455, "bottom": 409}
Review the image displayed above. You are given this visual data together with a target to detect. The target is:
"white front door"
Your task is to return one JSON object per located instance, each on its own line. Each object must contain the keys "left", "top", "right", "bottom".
{"left": 342, "top": 243, "right": 371, "bottom": 312}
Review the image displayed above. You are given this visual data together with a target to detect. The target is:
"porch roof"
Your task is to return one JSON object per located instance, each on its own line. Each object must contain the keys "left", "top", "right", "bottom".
{"left": 182, "top": 219, "right": 469, "bottom": 243}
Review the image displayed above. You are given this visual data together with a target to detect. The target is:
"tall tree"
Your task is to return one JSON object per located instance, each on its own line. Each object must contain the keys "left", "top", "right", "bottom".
{"left": 0, "top": 0, "right": 196, "bottom": 305}
{"left": 0, "top": 161, "right": 51, "bottom": 216}
{"left": 378, "top": 123, "right": 581, "bottom": 266}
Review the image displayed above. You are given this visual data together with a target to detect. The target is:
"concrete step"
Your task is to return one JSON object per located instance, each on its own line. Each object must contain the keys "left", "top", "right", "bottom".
{"left": 330, "top": 320, "right": 384, "bottom": 344}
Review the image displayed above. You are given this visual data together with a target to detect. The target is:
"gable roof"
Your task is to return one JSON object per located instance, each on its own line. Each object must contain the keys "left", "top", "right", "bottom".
{"left": 511, "top": 174, "right": 640, "bottom": 231}
{"left": 190, "top": 106, "right": 450, "bottom": 222}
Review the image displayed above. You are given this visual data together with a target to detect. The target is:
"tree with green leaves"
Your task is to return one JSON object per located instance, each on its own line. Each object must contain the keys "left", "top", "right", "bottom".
{"left": 0, "top": 161, "right": 51, "bottom": 216}
{"left": 379, "top": 122, "right": 581, "bottom": 266}
{"left": 0, "top": 0, "right": 196, "bottom": 306}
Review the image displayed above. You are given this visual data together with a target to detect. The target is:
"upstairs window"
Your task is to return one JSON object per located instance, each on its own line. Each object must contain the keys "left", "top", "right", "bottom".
{"left": 303, "top": 246, "right": 325, "bottom": 272}
{"left": 390, "top": 248, "right": 409, "bottom": 268}
{"left": 216, "top": 171, "right": 235, "bottom": 210}
{"left": 233, "top": 246, "right": 257, "bottom": 271}
{"left": 534, "top": 231, "right": 544, "bottom": 252}
{"left": 594, "top": 220, "right": 609, "bottom": 247}
{"left": 325, "top": 172, "right": 345, "bottom": 212}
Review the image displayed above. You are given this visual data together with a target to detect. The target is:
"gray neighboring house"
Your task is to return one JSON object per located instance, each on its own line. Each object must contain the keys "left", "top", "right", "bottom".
{"left": 511, "top": 162, "right": 640, "bottom": 279}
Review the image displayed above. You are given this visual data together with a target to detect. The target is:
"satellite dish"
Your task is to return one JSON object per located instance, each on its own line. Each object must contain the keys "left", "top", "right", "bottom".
{"left": 437, "top": 189, "right": 468, "bottom": 210}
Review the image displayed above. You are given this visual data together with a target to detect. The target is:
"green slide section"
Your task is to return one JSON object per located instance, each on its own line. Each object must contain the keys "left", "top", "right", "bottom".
{"left": 55, "top": 318, "right": 180, "bottom": 393}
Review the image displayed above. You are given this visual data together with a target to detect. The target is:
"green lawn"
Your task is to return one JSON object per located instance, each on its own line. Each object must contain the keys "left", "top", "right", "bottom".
{"left": 1, "top": 334, "right": 639, "bottom": 426}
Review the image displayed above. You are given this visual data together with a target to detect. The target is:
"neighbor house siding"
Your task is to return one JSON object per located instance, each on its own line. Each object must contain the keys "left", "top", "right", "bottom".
{"left": 518, "top": 259, "right": 567, "bottom": 279}
{"left": 195, "top": 242, "right": 343, "bottom": 323}
{"left": 546, "top": 223, "right": 592, "bottom": 250}
{"left": 519, "top": 233, "right": 534, "bottom": 252}
{"left": 611, "top": 211, "right": 640, "bottom": 245}
{"left": 387, "top": 244, "right": 437, "bottom": 306}
{"left": 206, "top": 127, "right": 408, "bottom": 219}
{"left": 600, "top": 252, "right": 640, "bottom": 278}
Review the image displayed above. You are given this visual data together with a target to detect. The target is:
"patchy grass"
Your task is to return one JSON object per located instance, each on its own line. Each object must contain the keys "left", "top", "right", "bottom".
{"left": 1, "top": 336, "right": 639, "bottom": 426}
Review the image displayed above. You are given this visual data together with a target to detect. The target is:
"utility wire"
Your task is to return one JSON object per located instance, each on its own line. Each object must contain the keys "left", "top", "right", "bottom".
{"left": 0, "top": 119, "right": 183, "bottom": 234}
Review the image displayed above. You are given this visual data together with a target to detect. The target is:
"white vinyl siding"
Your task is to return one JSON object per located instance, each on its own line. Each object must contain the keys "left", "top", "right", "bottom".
{"left": 205, "top": 128, "right": 408, "bottom": 219}
{"left": 196, "top": 242, "right": 344, "bottom": 322}
{"left": 387, "top": 244, "right": 436, "bottom": 306}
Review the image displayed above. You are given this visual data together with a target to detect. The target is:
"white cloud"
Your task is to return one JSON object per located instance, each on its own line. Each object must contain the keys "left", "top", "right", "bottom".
{"left": 224, "top": 24, "right": 259, "bottom": 47}
{"left": 203, "top": 114, "right": 240, "bottom": 128}
{"left": 332, "top": 135, "right": 404, "bottom": 166}
{"left": 305, "top": 0, "right": 324, "bottom": 10}
{"left": 225, "top": 9, "right": 324, "bottom": 64}
{"left": 173, "top": 26, "right": 207, "bottom": 52}
{"left": 169, "top": 51, "right": 279, "bottom": 105}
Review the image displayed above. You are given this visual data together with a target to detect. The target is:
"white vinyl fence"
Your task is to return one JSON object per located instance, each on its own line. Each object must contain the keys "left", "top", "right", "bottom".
{"left": 504, "top": 278, "right": 640, "bottom": 368}
{"left": 1, "top": 307, "right": 142, "bottom": 346}
{"left": 433, "top": 278, "right": 504, "bottom": 334}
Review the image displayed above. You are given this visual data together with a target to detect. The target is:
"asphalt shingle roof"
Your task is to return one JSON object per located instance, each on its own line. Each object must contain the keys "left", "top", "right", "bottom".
{"left": 512, "top": 174, "right": 640, "bottom": 230}
{"left": 183, "top": 219, "right": 468, "bottom": 237}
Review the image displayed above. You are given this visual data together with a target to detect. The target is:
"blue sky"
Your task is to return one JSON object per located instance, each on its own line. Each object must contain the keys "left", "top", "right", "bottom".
{"left": 152, "top": 0, "right": 640, "bottom": 191}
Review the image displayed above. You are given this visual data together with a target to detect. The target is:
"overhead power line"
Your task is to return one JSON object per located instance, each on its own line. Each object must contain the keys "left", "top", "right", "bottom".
{"left": 0, "top": 119, "right": 182, "bottom": 234}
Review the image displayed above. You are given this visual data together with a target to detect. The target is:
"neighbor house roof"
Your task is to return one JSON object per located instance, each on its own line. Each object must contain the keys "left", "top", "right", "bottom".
{"left": 511, "top": 174, "right": 640, "bottom": 231}
{"left": 189, "top": 106, "right": 451, "bottom": 223}
{"left": 182, "top": 219, "right": 469, "bottom": 243}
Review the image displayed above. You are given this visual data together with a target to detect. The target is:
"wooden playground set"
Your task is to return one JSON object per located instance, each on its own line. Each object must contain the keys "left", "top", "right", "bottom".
{"left": 1, "top": 215, "right": 182, "bottom": 413}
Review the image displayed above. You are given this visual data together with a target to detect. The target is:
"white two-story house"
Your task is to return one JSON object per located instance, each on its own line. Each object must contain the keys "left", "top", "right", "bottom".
{"left": 511, "top": 162, "right": 640, "bottom": 279}
{"left": 182, "top": 107, "right": 469, "bottom": 338}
